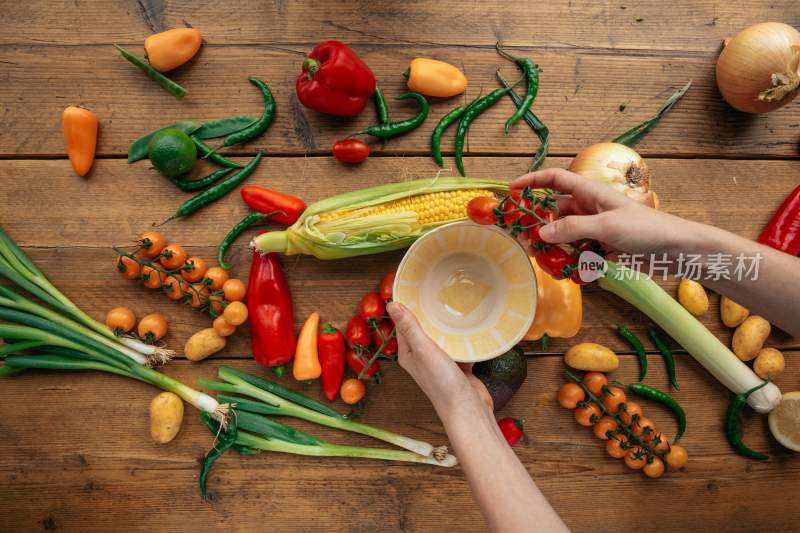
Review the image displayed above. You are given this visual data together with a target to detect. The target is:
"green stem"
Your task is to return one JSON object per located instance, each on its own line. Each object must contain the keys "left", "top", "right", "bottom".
{"left": 612, "top": 81, "right": 691, "bottom": 148}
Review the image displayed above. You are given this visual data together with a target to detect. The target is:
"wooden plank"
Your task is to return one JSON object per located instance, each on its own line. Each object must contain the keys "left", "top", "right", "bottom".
{"left": 1, "top": 156, "right": 797, "bottom": 355}
{"left": 1, "top": 356, "right": 799, "bottom": 532}
{"left": 3, "top": 44, "right": 800, "bottom": 159}
{"left": 2, "top": 0, "right": 798, "bottom": 54}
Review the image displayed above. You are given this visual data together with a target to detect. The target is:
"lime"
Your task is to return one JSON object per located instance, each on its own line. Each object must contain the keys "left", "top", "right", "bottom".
{"left": 148, "top": 128, "right": 197, "bottom": 177}
{"left": 768, "top": 391, "right": 800, "bottom": 452}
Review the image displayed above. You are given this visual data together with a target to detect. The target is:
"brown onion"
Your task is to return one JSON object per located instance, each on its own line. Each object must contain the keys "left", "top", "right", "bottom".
{"left": 716, "top": 22, "right": 800, "bottom": 113}
{"left": 568, "top": 142, "right": 657, "bottom": 207}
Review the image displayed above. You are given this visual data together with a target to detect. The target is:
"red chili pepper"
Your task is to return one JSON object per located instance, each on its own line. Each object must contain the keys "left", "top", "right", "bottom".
{"left": 318, "top": 324, "right": 346, "bottom": 401}
{"left": 345, "top": 315, "right": 371, "bottom": 348}
{"left": 333, "top": 139, "right": 370, "bottom": 163}
{"left": 296, "top": 40, "right": 376, "bottom": 117}
{"left": 379, "top": 271, "right": 396, "bottom": 301}
{"left": 497, "top": 417, "right": 525, "bottom": 447}
{"left": 247, "top": 244, "right": 295, "bottom": 374}
{"left": 758, "top": 184, "right": 800, "bottom": 256}
{"left": 359, "top": 292, "right": 385, "bottom": 323}
{"left": 371, "top": 319, "right": 398, "bottom": 356}
{"left": 240, "top": 186, "right": 307, "bottom": 225}
{"left": 346, "top": 347, "right": 381, "bottom": 381}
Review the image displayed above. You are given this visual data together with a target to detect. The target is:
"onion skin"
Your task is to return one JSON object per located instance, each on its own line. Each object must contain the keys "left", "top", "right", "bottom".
{"left": 568, "top": 142, "right": 657, "bottom": 207}
{"left": 716, "top": 22, "right": 800, "bottom": 113}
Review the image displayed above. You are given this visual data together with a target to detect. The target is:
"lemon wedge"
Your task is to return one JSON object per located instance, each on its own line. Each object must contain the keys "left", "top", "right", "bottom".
{"left": 768, "top": 392, "right": 800, "bottom": 452}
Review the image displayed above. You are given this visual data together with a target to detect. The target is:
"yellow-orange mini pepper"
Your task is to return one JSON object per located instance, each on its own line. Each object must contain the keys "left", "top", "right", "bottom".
{"left": 144, "top": 28, "right": 202, "bottom": 73}
{"left": 405, "top": 58, "right": 467, "bottom": 98}
{"left": 62, "top": 105, "right": 98, "bottom": 177}
{"left": 525, "top": 258, "right": 583, "bottom": 341}
{"left": 293, "top": 311, "right": 322, "bottom": 381}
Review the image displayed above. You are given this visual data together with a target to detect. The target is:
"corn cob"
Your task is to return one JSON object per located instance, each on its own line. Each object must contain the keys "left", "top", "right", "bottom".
{"left": 251, "top": 177, "right": 510, "bottom": 260}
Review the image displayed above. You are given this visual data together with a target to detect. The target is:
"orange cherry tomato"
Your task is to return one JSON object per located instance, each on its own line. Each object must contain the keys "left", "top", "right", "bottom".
{"left": 557, "top": 383, "right": 585, "bottom": 409}
{"left": 181, "top": 256, "right": 208, "bottom": 283}
{"left": 141, "top": 265, "right": 166, "bottom": 289}
{"left": 139, "top": 231, "right": 167, "bottom": 258}
{"left": 624, "top": 447, "right": 648, "bottom": 470}
{"left": 213, "top": 315, "right": 236, "bottom": 337}
{"left": 138, "top": 313, "right": 168, "bottom": 343}
{"left": 159, "top": 243, "right": 187, "bottom": 270}
{"left": 651, "top": 433, "right": 670, "bottom": 453}
{"left": 164, "top": 275, "right": 187, "bottom": 301}
{"left": 632, "top": 416, "right": 657, "bottom": 441}
{"left": 574, "top": 402, "right": 601, "bottom": 427}
{"left": 643, "top": 456, "right": 665, "bottom": 478}
{"left": 340, "top": 378, "right": 366, "bottom": 405}
{"left": 665, "top": 444, "right": 688, "bottom": 469}
{"left": 105, "top": 307, "right": 136, "bottom": 333}
{"left": 223, "top": 301, "right": 248, "bottom": 326}
{"left": 117, "top": 255, "right": 141, "bottom": 279}
{"left": 208, "top": 294, "right": 224, "bottom": 315}
{"left": 602, "top": 386, "right": 627, "bottom": 413}
{"left": 222, "top": 278, "right": 246, "bottom": 301}
{"left": 203, "top": 266, "right": 229, "bottom": 290}
{"left": 606, "top": 435, "right": 630, "bottom": 459}
{"left": 583, "top": 372, "right": 608, "bottom": 396}
{"left": 592, "top": 416, "right": 618, "bottom": 440}
{"left": 618, "top": 401, "right": 643, "bottom": 425}
{"left": 189, "top": 283, "right": 210, "bottom": 308}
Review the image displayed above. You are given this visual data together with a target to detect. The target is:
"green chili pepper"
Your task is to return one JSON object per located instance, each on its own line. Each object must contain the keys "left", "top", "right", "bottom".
{"left": 495, "top": 43, "right": 540, "bottom": 134}
{"left": 128, "top": 121, "right": 202, "bottom": 163}
{"left": 172, "top": 167, "right": 235, "bottom": 192}
{"left": 454, "top": 87, "right": 512, "bottom": 176}
{"left": 191, "top": 136, "right": 242, "bottom": 168}
{"left": 725, "top": 379, "right": 771, "bottom": 461}
{"left": 430, "top": 105, "right": 466, "bottom": 168}
{"left": 617, "top": 325, "right": 647, "bottom": 381}
{"left": 194, "top": 115, "right": 258, "bottom": 140}
{"left": 164, "top": 152, "right": 263, "bottom": 223}
{"left": 114, "top": 44, "right": 187, "bottom": 98}
{"left": 648, "top": 325, "right": 679, "bottom": 390}
{"left": 218, "top": 211, "right": 266, "bottom": 270}
{"left": 497, "top": 72, "right": 549, "bottom": 171}
{"left": 373, "top": 85, "right": 390, "bottom": 125}
{"left": 359, "top": 92, "right": 429, "bottom": 139}
{"left": 627, "top": 383, "right": 686, "bottom": 442}
{"left": 199, "top": 411, "right": 238, "bottom": 499}
{"left": 221, "top": 78, "right": 276, "bottom": 148}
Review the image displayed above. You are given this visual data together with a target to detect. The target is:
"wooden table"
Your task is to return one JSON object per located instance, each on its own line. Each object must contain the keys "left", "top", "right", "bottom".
{"left": 2, "top": 2, "right": 799, "bottom": 531}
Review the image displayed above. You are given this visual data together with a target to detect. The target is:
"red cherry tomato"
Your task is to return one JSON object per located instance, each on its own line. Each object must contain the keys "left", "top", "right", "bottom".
{"left": 346, "top": 348, "right": 381, "bottom": 379}
{"left": 534, "top": 246, "right": 575, "bottom": 280}
{"left": 501, "top": 190, "right": 533, "bottom": 227}
{"left": 346, "top": 315, "right": 371, "bottom": 348}
{"left": 379, "top": 271, "right": 396, "bottom": 301}
{"left": 467, "top": 196, "right": 500, "bottom": 225}
{"left": 333, "top": 139, "right": 370, "bottom": 163}
{"left": 371, "top": 319, "right": 398, "bottom": 356}
{"left": 359, "top": 292, "right": 385, "bottom": 322}
{"left": 497, "top": 417, "right": 525, "bottom": 446}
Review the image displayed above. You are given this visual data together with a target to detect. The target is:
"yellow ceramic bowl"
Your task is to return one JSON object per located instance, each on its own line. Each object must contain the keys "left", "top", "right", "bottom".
{"left": 393, "top": 221, "right": 536, "bottom": 363}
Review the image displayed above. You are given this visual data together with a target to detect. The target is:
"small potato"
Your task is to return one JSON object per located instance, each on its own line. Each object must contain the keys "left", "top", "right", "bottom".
{"left": 720, "top": 296, "right": 749, "bottom": 328}
{"left": 677, "top": 278, "right": 709, "bottom": 317}
{"left": 149, "top": 392, "right": 184, "bottom": 444}
{"left": 754, "top": 347, "right": 785, "bottom": 380}
{"left": 732, "top": 315, "right": 771, "bottom": 361}
{"left": 184, "top": 327, "right": 226, "bottom": 361}
{"left": 564, "top": 342, "right": 619, "bottom": 372}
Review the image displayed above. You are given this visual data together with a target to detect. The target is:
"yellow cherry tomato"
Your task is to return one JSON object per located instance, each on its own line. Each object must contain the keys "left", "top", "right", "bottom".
{"left": 181, "top": 256, "right": 208, "bottom": 283}
{"left": 222, "top": 301, "right": 248, "bottom": 326}
{"left": 213, "top": 315, "right": 236, "bottom": 337}
{"left": 159, "top": 243, "right": 187, "bottom": 270}
{"left": 203, "top": 266, "right": 229, "bottom": 290}
{"left": 222, "top": 278, "right": 247, "bottom": 302}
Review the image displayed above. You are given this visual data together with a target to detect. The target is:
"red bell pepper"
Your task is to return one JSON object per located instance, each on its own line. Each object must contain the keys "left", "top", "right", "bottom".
{"left": 758, "top": 184, "right": 800, "bottom": 256}
{"left": 241, "top": 186, "right": 307, "bottom": 225}
{"left": 318, "top": 324, "right": 346, "bottom": 401}
{"left": 296, "top": 40, "right": 376, "bottom": 117}
{"left": 346, "top": 347, "right": 381, "bottom": 382}
{"left": 247, "top": 243, "right": 295, "bottom": 375}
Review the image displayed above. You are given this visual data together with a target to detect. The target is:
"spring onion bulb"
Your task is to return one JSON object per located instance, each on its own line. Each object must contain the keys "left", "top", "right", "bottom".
{"left": 599, "top": 261, "right": 781, "bottom": 413}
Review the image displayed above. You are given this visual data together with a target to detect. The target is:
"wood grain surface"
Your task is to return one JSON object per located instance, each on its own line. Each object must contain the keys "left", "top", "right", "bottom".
{"left": 1, "top": 1, "right": 800, "bottom": 532}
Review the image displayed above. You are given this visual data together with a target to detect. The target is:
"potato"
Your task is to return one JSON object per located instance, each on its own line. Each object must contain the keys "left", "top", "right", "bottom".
{"left": 149, "top": 392, "right": 184, "bottom": 444}
{"left": 754, "top": 347, "right": 785, "bottom": 380}
{"left": 184, "top": 328, "right": 226, "bottom": 361}
{"left": 732, "top": 315, "right": 771, "bottom": 361}
{"left": 677, "top": 278, "right": 709, "bottom": 317}
{"left": 564, "top": 342, "right": 619, "bottom": 372}
{"left": 720, "top": 296, "right": 749, "bottom": 328}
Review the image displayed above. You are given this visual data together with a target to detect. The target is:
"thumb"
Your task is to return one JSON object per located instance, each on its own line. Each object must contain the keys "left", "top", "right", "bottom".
{"left": 387, "top": 302, "right": 434, "bottom": 351}
{"left": 539, "top": 214, "right": 601, "bottom": 243}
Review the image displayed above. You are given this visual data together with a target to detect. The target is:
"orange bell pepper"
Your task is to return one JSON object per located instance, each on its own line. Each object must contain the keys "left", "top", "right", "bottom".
{"left": 144, "top": 28, "right": 202, "bottom": 73}
{"left": 62, "top": 106, "right": 98, "bottom": 177}
{"left": 405, "top": 58, "right": 467, "bottom": 98}
{"left": 293, "top": 311, "right": 322, "bottom": 381}
{"left": 525, "top": 258, "right": 582, "bottom": 341}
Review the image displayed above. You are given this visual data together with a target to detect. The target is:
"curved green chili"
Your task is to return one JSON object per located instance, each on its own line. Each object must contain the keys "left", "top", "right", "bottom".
{"left": 218, "top": 211, "right": 267, "bottom": 270}
{"left": 199, "top": 411, "right": 239, "bottom": 499}
{"left": 725, "top": 379, "right": 771, "bottom": 461}
{"left": 648, "top": 325, "right": 679, "bottom": 390}
{"left": 191, "top": 137, "right": 243, "bottom": 168}
{"left": 497, "top": 71, "right": 549, "bottom": 171}
{"left": 627, "top": 383, "right": 686, "bottom": 442}
{"left": 114, "top": 44, "right": 186, "bottom": 98}
{"left": 454, "top": 87, "right": 511, "bottom": 176}
{"left": 617, "top": 325, "right": 647, "bottom": 381}
{"left": 221, "top": 78, "right": 276, "bottom": 148}
{"left": 173, "top": 167, "right": 235, "bottom": 192}
{"left": 495, "top": 43, "right": 539, "bottom": 133}
{"left": 195, "top": 115, "right": 258, "bottom": 140}
{"left": 373, "top": 85, "right": 390, "bottom": 125}
{"left": 359, "top": 92, "right": 429, "bottom": 139}
{"left": 431, "top": 105, "right": 467, "bottom": 168}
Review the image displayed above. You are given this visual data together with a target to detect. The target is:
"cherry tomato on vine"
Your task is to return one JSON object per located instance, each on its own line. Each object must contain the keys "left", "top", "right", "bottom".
{"left": 651, "top": 433, "right": 670, "bottom": 453}
{"left": 346, "top": 315, "right": 371, "bottom": 348}
{"left": 467, "top": 196, "right": 500, "bottom": 225}
{"left": 379, "top": 271, "right": 396, "bottom": 301}
{"left": 333, "top": 139, "right": 370, "bottom": 163}
{"left": 574, "top": 402, "right": 601, "bottom": 427}
{"left": 497, "top": 417, "right": 525, "bottom": 447}
{"left": 557, "top": 383, "right": 585, "bottom": 409}
{"left": 340, "top": 378, "right": 367, "bottom": 404}
{"left": 181, "top": 256, "right": 208, "bottom": 283}
{"left": 371, "top": 319, "right": 397, "bottom": 356}
{"left": 359, "top": 292, "right": 385, "bottom": 322}
{"left": 618, "top": 401, "right": 642, "bottom": 425}
{"left": 139, "top": 231, "right": 166, "bottom": 258}
{"left": 583, "top": 372, "right": 608, "bottom": 396}
{"left": 602, "top": 386, "right": 627, "bottom": 413}
{"left": 501, "top": 190, "right": 533, "bottom": 227}
{"left": 665, "top": 444, "right": 688, "bottom": 468}
{"left": 533, "top": 205, "right": 557, "bottom": 225}
{"left": 624, "top": 447, "right": 648, "bottom": 470}
{"left": 643, "top": 456, "right": 665, "bottom": 478}
{"left": 534, "top": 245, "right": 576, "bottom": 280}
{"left": 606, "top": 435, "right": 630, "bottom": 459}
{"left": 346, "top": 348, "right": 381, "bottom": 379}
{"left": 159, "top": 243, "right": 187, "bottom": 270}
{"left": 593, "top": 416, "right": 618, "bottom": 440}
{"left": 570, "top": 266, "right": 588, "bottom": 285}
{"left": 117, "top": 255, "right": 141, "bottom": 279}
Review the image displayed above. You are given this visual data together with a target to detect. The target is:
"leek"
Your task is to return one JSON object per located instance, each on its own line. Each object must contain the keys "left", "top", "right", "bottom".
{"left": 599, "top": 261, "right": 781, "bottom": 413}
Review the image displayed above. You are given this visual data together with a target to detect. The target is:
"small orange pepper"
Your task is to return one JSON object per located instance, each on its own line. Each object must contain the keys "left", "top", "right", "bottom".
{"left": 525, "top": 257, "right": 583, "bottom": 341}
{"left": 62, "top": 106, "right": 98, "bottom": 177}
{"left": 405, "top": 58, "right": 467, "bottom": 98}
{"left": 144, "top": 28, "right": 202, "bottom": 72}
{"left": 293, "top": 311, "right": 322, "bottom": 381}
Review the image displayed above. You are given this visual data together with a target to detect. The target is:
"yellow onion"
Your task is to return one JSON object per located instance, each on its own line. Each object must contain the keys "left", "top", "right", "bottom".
{"left": 716, "top": 22, "right": 800, "bottom": 113}
{"left": 568, "top": 142, "right": 657, "bottom": 207}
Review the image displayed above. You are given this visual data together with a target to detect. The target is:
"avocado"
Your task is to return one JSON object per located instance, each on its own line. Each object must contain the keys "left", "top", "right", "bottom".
{"left": 473, "top": 345, "right": 528, "bottom": 411}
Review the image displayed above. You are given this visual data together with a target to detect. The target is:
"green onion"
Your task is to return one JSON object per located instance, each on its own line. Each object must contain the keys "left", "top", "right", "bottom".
{"left": 612, "top": 81, "right": 692, "bottom": 148}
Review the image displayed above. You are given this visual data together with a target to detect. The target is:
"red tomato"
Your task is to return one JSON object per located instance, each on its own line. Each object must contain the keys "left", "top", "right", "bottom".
{"left": 346, "top": 348, "right": 381, "bottom": 379}
{"left": 333, "top": 139, "right": 370, "bottom": 163}
{"left": 371, "top": 319, "right": 398, "bottom": 356}
{"left": 467, "top": 196, "right": 500, "bottom": 225}
{"left": 379, "top": 271, "right": 396, "bottom": 301}
{"left": 346, "top": 315, "right": 371, "bottom": 348}
{"left": 501, "top": 190, "right": 533, "bottom": 227}
{"left": 534, "top": 246, "right": 575, "bottom": 280}
{"left": 359, "top": 292, "right": 385, "bottom": 322}
{"left": 497, "top": 417, "right": 525, "bottom": 447}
